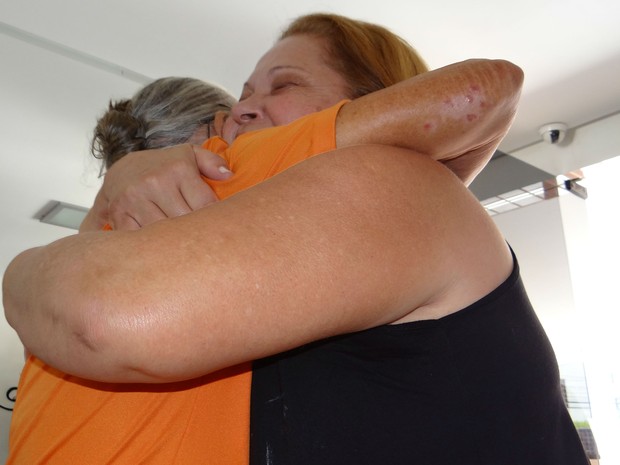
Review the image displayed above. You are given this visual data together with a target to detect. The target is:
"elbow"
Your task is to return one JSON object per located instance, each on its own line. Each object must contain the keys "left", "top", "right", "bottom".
{"left": 468, "top": 58, "right": 524, "bottom": 103}
{"left": 69, "top": 296, "right": 191, "bottom": 383}
{"left": 495, "top": 59, "right": 524, "bottom": 85}
{"left": 474, "top": 59, "right": 525, "bottom": 133}
{"left": 47, "top": 291, "right": 113, "bottom": 377}
{"left": 31, "top": 271, "right": 141, "bottom": 381}
{"left": 49, "top": 299, "right": 156, "bottom": 383}
{"left": 67, "top": 293, "right": 146, "bottom": 380}
{"left": 69, "top": 297, "right": 109, "bottom": 355}
{"left": 491, "top": 59, "right": 524, "bottom": 103}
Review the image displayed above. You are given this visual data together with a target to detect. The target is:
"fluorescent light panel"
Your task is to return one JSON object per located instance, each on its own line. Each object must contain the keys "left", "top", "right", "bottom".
{"left": 37, "top": 201, "right": 88, "bottom": 230}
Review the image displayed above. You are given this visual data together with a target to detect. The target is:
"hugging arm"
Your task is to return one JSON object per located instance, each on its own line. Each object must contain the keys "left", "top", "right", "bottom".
{"left": 337, "top": 59, "right": 524, "bottom": 185}
{"left": 91, "top": 59, "right": 523, "bottom": 229}
{"left": 3, "top": 145, "right": 510, "bottom": 383}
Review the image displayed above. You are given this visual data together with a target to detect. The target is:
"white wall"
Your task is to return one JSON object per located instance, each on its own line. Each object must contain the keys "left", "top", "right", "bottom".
{"left": 492, "top": 151, "right": 620, "bottom": 464}
{"left": 564, "top": 157, "right": 620, "bottom": 465}
{"left": 512, "top": 112, "right": 620, "bottom": 463}
{"left": 493, "top": 195, "right": 582, "bottom": 361}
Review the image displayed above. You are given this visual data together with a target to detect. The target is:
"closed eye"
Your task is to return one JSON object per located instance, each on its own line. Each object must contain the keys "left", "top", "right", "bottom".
{"left": 272, "top": 81, "right": 298, "bottom": 92}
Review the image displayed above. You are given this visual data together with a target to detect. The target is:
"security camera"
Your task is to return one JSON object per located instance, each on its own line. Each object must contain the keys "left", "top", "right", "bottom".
{"left": 539, "top": 123, "right": 568, "bottom": 145}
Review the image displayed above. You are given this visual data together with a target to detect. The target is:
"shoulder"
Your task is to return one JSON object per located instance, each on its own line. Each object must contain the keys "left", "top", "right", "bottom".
{"left": 324, "top": 144, "right": 513, "bottom": 323}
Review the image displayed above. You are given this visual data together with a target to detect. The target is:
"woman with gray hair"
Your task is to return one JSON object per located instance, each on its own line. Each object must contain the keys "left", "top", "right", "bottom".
{"left": 6, "top": 76, "right": 246, "bottom": 465}
{"left": 79, "top": 77, "right": 235, "bottom": 232}
{"left": 91, "top": 76, "right": 235, "bottom": 171}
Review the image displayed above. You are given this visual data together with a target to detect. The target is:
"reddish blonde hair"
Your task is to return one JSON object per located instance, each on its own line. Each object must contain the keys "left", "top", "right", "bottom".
{"left": 280, "top": 13, "right": 429, "bottom": 98}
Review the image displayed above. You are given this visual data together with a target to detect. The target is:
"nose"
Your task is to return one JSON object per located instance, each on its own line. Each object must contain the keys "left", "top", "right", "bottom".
{"left": 231, "top": 96, "right": 263, "bottom": 124}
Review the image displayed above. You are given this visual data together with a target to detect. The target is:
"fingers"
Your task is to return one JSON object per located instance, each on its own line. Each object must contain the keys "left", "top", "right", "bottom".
{"left": 179, "top": 145, "right": 232, "bottom": 210}
{"left": 108, "top": 199, "right": 167, "bottom": 231}
{"left": 107, "top": 173, "right": 190, "bottom": 229}
{"left": 93, "top": 144, "right": 232, "bottom": 231}
{"left": 179, "top": 173, "right": 220, "bottom": 211}
{"left": 193, "top": 145, "right": 233, "bottom": 181}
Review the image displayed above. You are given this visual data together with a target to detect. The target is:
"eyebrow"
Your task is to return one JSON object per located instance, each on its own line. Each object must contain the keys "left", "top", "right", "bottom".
{"left": 267, "top": 65, "right": 306, "bottom": 77}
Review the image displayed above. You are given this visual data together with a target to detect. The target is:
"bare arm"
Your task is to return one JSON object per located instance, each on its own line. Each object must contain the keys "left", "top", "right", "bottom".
{"left": 336, "top": 59, "right": 523, "bottom": 185}
{"left": 4, "top": 145, "right": 510, "bottom": 383}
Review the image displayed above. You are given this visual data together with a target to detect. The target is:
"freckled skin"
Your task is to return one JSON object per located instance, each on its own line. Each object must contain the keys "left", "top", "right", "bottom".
{"left": 441, "top": 85, "right": 484, "bottom": 123}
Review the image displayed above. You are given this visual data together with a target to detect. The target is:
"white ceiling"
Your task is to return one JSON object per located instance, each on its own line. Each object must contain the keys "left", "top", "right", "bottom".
{"left": 0, "top": 0, "right": 619, "bottom": 258}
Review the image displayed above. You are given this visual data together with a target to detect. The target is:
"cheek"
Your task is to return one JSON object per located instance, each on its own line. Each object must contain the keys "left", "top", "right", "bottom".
{"left": 268, "top": 96, "right": 319, "bottom": 127}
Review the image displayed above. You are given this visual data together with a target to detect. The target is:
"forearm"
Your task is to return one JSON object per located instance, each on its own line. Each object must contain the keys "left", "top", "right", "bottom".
{"left": 337, "top": 59, "right": 524, "bottom": 184}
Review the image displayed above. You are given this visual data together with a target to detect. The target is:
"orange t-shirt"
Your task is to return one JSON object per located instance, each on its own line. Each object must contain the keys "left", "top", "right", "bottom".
{"left": 6, "top": 100, "right": 345, "bottom": 465}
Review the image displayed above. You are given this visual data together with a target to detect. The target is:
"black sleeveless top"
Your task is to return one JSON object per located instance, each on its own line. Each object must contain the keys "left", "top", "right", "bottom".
{"left": 249, "top": 254, "right": 589, "bottom": 464}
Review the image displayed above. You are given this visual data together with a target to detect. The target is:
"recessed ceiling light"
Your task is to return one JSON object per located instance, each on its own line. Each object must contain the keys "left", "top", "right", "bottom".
{"left": 36, "top": 200, "right": 88, "bottom": 230}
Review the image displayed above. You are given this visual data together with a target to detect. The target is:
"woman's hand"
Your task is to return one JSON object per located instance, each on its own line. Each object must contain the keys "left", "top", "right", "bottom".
{"left": 84, "top": 144, "right": 233, "bottom": 231}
